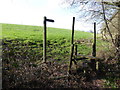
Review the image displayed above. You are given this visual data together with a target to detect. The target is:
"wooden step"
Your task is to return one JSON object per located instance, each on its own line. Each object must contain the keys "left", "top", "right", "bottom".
{"left": 75, "top": 54, "right": 97, "bottom": 60}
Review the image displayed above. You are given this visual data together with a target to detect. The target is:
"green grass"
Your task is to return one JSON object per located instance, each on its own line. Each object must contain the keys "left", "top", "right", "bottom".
{"left": 2, "top": 23, "right": 119, "bottom": 88}
{"left": 2, "top": 23, "right": 113, "bottom": 59}
{"left": 2, "top": 23, "right": 43, "bottom": 40}
{"left": 2, "top": 23, "right": 93, "bottom": 56}
{"left": 2, "top": 23, "right": 92, "bottom": 41}
{"left": 2, "top": 23, "right": 94, "bottom": 64}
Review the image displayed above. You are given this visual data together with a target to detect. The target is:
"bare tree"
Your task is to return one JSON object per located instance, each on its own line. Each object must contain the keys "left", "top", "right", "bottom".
{"left": 63, "top": 0, "right": 120, "bottom": 60}
{"left": 63, "top": 0, "right": 119, "bottom": 23}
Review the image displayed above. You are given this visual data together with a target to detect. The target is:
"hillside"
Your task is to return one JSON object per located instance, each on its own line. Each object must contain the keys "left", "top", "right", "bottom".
{"left": 2, "top": 23, "right": 120, "bottom": 88}
{"left": 2, "top": 23, "right": 92, "bottom": 40}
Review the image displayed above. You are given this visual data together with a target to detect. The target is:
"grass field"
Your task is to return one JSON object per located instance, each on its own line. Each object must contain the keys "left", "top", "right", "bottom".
{"left": 2, "top": 23, "right": 111, "bottom": 63}
{"left": 2, "top": 23, "right": 119, "bottom": 88}
{"left": 2, "top": 23, "right": 92, "bottom": 40}
{"left": 2, "top": 23, "right": 94, "bottom": 57}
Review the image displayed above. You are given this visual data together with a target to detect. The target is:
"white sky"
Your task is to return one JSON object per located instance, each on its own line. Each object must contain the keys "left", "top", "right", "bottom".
{"left": 0, "top": 0, "right": 97, "bottom": 32}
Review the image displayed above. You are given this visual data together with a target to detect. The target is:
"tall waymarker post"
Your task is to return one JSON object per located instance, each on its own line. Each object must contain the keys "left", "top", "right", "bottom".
{"left": 43, "top": 16, "right": 54, "bottom": 63}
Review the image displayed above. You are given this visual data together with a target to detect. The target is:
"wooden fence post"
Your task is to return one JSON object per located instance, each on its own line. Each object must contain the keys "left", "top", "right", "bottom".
{"left": 43, "top": 16, "right": 47, "bottom": 63}
{"left": 75, "top": 45, "right": 77, "bottom": 56}
{"left": 92, "top": 22, "right": 96, "bottom": 57}
{"left": 71, "top": 17, "right": 75, "bottom": 45}
{"left": 43, "top": 16, "right": 54, "bottom": 63}
{"left": 91, "top": 22, "right": 97, "bottom": 71}
{"left": 69, "top": 17, "right": 75, "bottom": 73}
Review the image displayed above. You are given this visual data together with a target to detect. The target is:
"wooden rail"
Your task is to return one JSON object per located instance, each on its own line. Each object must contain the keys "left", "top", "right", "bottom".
{"left": 75, "top": 54, "right": 97, "bottom": 60}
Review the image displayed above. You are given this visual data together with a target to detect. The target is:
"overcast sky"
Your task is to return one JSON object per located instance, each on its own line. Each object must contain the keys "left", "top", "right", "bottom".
{"left": 0, "top": 0, "right": 98, "bottom": 32}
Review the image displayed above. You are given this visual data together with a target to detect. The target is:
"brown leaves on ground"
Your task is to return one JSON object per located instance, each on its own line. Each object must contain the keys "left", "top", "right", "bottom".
{"left": 3, "top": 61, "right": 106, "bottom": 89}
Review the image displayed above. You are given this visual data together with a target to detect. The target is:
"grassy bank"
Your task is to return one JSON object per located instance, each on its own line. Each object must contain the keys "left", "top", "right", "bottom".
{"left": 2, "top": 23, "right": 92, "bottom": 40}
{"left": 2, "top": 23, "right": 119, "bottom": 88}
{"left": 2, "top": 23, "right": 94, "bottom": 63}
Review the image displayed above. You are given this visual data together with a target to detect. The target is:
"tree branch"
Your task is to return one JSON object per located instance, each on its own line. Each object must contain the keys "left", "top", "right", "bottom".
{"left": 102, "top": 0, "right": 115, "bottom": 44}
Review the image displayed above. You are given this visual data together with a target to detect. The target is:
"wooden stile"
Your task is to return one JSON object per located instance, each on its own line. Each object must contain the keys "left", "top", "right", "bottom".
{"left": 69, "top": 17, "right": 75, "bottom": 73}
